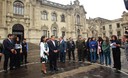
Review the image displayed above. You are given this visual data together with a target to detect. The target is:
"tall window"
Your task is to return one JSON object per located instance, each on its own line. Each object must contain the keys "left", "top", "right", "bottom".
{"left": 52, "top": 13, "right": 57, "bottom": 21}
{"left": 52, "top": 27, "right": 57, "bottom": 37}
{"left": 117, "top": 31, "right": 121, "bottom": 36}
{"left": 109, "top": 32, "right": 113, "bottom": 36}
{"left": 117, "top": 23, "right": 120, "bottom": 28}
{"left": 109, "top": 25, "right": 112, "bottom": 29}
{"left": 62, "top": 31, "right": 65, "bottom": 37}
{"left": 43, "top": 30, "right": 47, "bottom": 37}
{"left": 103, "top": 26, "right": 105, "bottom": 30}
{"left": 103, "top": 33, "right": 106, "bottom": 36}
{"left": 76, "top": 15, "right": 80, "bottom": 24}
{"left": 41, "top": 11, "right": 48, "bottom": 20}
{"left": 61, "top": 14, "right": 65, "bottom": 22}
{"left": 13, "top": 1, "right": 24, "bottom": 15}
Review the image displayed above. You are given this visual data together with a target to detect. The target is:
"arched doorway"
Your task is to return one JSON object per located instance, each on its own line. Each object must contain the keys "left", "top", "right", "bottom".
{"left": 12, "top": 24, "right": 24, "bottom": 42}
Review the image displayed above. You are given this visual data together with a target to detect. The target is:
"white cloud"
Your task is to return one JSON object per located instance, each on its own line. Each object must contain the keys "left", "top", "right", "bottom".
{"left": 51, "top": 0, "right": 127, "bottom": 20}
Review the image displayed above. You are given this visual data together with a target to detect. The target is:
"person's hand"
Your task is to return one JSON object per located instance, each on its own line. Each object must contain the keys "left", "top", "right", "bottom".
{"left": 55, "top": 50, "right": 58, "bottom": 53}
{"left": 0, "top": 53, "right": 3, "bottom": 56}
{"left": 20, "top": 51, "right": 22, "bottom": 53}
{"left": 46, "top": 51, "right": 49, "bottom": 55}
{"left": 54, "top": 50, "right": 57, "bottom": 53}
{"left": 11, "top": 49, "right": 15, "bottom": 53}
{"left": 92, "top": 49, "right": 94, "bottom": 52}
{"left": 76, "top": 48, "right": 78, "bottom": 51}
{"left": 113, "top": 43, "right": 117, "bottom": 46}
{"left": 14, "top": 50, "right": 17, "bottom": 54}
{"left": 64, "top": 50, "right": 66, "bottom": 52}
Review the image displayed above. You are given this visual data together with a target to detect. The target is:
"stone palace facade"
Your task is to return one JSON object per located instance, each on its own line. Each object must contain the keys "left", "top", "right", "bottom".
{"left": 0, "top": 0, "right": 128, "bottom": 43}
{"left": 0, "top": 0, "right": 87, "bottom": 43}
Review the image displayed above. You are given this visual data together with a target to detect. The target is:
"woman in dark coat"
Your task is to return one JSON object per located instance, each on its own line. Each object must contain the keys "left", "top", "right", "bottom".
{"left": 86, "top": 38, "right": 91, "bottom": 61}
{"left": 111, "top": 35, "right": 121, "bottom": 71}
{"left": 14, "top": 37, "right": 22, "bottom": 68}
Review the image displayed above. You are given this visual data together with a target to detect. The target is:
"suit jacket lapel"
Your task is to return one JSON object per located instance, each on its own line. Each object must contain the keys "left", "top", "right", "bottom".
{"left": 51, "top": 40, "right": 55, "bottom": 47}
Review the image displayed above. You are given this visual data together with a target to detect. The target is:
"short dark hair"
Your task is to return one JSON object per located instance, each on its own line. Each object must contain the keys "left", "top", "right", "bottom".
{"left": 91, "top": 37, "right": 95, "bottom": 41}
{"left": 111, "top": 35, "right": 117, "bottom": 40}
{"left": 60, "top": 36, "right": 63, "bottom": 39}
{"left": 124, "top": 35, "right": 128, "bottom": 39}
{"left": 51, "top": 35, "right": 55, "bottom": 38}
{"left": 7, "top": 34, "right": 13, "bottom": 37}
{"left": 40, "top": 36, "right": 45, "bottom": 42}
{"left": 23, "top": 38, "right": 26, "bottom": 40}
{"left": 78, "top": 35, "right": 81, "bottom": 38}
{"left": 98, "top": 37, "right": 103, "bottom": 42}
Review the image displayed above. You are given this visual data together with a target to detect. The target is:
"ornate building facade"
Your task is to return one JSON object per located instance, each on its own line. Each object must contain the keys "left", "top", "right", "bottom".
{"left": 86, "top": 11, "right": 128, "bottom": 39}
{"left": 0, "top": 0, "right": 3, "bottom": 37}
{"left": 0, "top": 0, "right": 87, "bottom": 43}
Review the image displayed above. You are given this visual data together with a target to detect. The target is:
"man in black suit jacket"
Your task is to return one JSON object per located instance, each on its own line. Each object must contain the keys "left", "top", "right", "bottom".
{"left": 67, "top": 38, "right": 75, "bottom": 62}
{"left": 47, "top": 35, "right": 59, "bottom": 71}
{"left": 3, "top": 34, "right": 16, "bottom": 73}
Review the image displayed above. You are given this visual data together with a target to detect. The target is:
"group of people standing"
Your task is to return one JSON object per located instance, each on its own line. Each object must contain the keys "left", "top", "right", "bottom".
{"left": 40, "top": 34, "right": 128, "bottom": 74}
{"left": 0, "top": 34, "right": 28, "bottom": 73}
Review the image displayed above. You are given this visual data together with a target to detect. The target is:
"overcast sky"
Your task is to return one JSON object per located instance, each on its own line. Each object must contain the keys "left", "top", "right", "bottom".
{"left": 52, "top": 0, "right": 127, "bottom": 20}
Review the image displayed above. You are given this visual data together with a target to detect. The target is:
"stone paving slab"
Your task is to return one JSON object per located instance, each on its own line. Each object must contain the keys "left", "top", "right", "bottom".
{"left": 0, "top": 62, "right": 128, "bottom": 78}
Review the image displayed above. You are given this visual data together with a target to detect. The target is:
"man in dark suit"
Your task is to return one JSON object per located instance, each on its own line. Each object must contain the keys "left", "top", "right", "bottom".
{"left": 3, "top": 34, "right": 16, "bottom": 73}
{"left": 58, "top": 37, "right": 66, "bottom": 63}
{"left": 67, "top": 37, "right": 75, "bottom": 62}
{"left": 47, "top": 35, "right": 59, "bottom": 71}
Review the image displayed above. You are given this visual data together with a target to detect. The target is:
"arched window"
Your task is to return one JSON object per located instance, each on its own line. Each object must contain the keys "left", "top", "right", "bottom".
{"left": 43, "top": 30, "right": 47, "bottom": 37}
{"left": 52, "top": 12, "right": 57, "bottom": 21}
{"left": 76, "top": 15, "right": 80, "bottom": 24}
{"left": 13, "top": 1, "right": 24, "bottom": 15}
{"left": 52, "top": 27, "right": 57, "bottom": 37}
{"left": 41, "top": 11, "right": 48, "bottom": 20}
{"left": 61, "top": 14, "right": 65, "bottom": 22}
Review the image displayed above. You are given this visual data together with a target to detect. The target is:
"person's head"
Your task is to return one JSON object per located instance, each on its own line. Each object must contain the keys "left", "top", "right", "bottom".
{"left": 78, "top": 35, "right": 82, "bottom": 40}
{"left": 91, "top": 37, "right": 95, "bottom": 41}
{"left": 124, "top": 35, "right": 128, "bottom": 42}
{"left": 23, "top": 38, "right": 26, "bottom": 42}
{"left": 103, "top": 36, "right": 109, "bottom": 44}
{"left": 51, "top": 35, "right": 55, "bottom": 41}
{"left": 16, "top": 37, "right": 19, "bottom": 41}
{"left": 111, "top": 35, "right": 117, "bottom": 40}
{"left": 40, "top": 36, "right": 46, "bottom": 42}
{"left": 87, "top": 38, "right": 91, "bottom": 42}
{"left": 7, "top": 34, "right": 14, "bottom": 40}
{"left": 69, "top": 37, "right": 72, "bottom": 40}
{"left": 98, "top": 37, "right": 103, "bottom": 42}
{"left": 83, "top": 38, "right": 86, "bottom": 41}
{"left": 59, "top": 37, "right": 63, "bottom": 41}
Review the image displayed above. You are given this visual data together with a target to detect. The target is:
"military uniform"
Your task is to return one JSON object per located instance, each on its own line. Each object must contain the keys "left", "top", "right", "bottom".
{"left": 76, "top": 40, "right": 86, "bottom": 62}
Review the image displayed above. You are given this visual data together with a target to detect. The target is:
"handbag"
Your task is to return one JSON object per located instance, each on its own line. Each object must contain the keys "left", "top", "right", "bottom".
{"left": 40, "top": 57, "right": 46, "bottom": 63}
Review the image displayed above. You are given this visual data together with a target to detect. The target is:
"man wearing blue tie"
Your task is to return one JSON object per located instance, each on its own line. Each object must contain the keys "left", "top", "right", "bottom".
{"left": 59, "top": 37, "right": 66, "bottom": 63}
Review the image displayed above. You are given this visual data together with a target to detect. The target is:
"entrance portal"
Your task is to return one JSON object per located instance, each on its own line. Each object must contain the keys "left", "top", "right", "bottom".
{"left": 12, "top": 24, "right": 24, "bottom": 42}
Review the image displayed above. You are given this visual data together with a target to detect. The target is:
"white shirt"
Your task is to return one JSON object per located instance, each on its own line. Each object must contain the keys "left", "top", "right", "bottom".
{"left": 40, "top": 42, "right": 49, "bottom": 57}
{"left": 52, "top": 40, "right": 56, "bottom": 46}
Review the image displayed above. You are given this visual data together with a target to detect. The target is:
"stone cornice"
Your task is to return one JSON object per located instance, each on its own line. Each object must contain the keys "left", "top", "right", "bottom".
{"left": 0, "top": 26, "right": 7, "bottom": 29}
{"left": 39, "top": 0, "right": 69, "bottom": 10}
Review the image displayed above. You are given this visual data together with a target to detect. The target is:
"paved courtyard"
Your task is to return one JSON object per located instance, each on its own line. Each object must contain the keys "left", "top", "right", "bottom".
{"left": 0, "top": 44, "right": 128, "bottom": 78}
